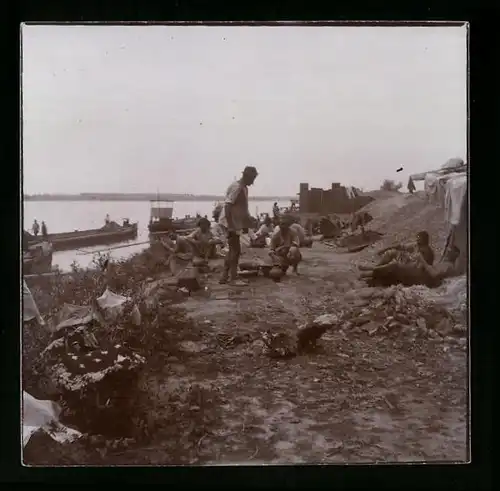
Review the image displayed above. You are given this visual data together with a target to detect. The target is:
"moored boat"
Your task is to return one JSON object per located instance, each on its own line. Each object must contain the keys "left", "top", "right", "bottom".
{"left": 26, "top": 221, "right": 138, "bottom": 252}
{"left": 171, "top": 216, "right": 198, "bottom": 231}
{"left": 23, "top": 242, "right": 53, "bottom": 274}
{"left": 148, "top": 200, "right": 174, "bottom": 234}
{"left": 147, "top": 199, "right": 202, "bottom": 234}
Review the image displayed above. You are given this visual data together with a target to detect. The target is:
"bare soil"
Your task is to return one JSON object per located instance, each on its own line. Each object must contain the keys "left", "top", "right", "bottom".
{"left": 95, "top": 244, "right": 468, "bottom": 465}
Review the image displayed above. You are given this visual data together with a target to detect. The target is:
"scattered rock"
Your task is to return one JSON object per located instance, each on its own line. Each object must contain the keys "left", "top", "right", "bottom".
{"left": 179, "top": 341, "right": 208, "bottom": 354}
{"left": 296, "top": 323, "right": 329, "bottom": 352}
{"left": 312, "top": 314, "right": 340, "bottom": 327}
{"left": 345, "top": 287, "right": 379, "bottom": 301}
{"left": 362, "top": 321, "right": 381, "bottom": 334}
{"left": 335, "top": 284, "right": 464, "bottom": 343}
{"left": 428, "top": 330, "right": 442, "bottom": 340}
{"left": 261, "top": 331, "right": 297, "bottom": 359}
{"left": 352, "top": 316, "right": 372, "bottom": 327}
{"left": 434, "top": 318, "right": 454, "bottom": 336}
{"left": 452, "top": 323, "right": 467, "bottom": 337}
{"left": 400, "top": 325, "right": 413, "bottom": 337}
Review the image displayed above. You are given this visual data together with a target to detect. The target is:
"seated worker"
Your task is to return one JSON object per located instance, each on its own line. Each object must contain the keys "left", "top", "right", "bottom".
{"left": 250, "top": 216, "right": 274, "bottom": 248}
{"left": 359, "top": 230, "right": 435, "bottom": 272}
{"left": 350, "top": 211, "right": 373, "bottom": 235}
{"left": 211, "top": 204, "right": 227, "bottom": 256}
{"left": 269, "top": 216, "right": 302, "bottom": 276}
{"left": 289, "top": 222, "right": 313, "bottom": 248}
{"left": 161, "top": 217, "right": 222, "bottom": 261}
{"left": 182, "top": 217, "right": 223, "bottom": 260}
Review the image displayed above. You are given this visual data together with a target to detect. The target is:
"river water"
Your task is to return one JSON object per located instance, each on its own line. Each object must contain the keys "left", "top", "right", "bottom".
{"left": 23, "top": 200, "right": 284, "bottom": 271}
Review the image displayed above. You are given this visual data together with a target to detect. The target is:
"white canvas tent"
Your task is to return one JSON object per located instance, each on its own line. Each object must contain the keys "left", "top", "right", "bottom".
{"left": 409, "top": 158, "right": 468, "bottom": 275}
{"left": 441, "top": 173, "right": 468, "bottom": 275}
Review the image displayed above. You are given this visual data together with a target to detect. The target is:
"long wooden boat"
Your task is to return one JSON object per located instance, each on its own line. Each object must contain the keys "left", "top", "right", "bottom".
{"left": 27, "top": 222, "right": 138, "bottom": 252}
{"left": 171, "top": 217, "right": 199, "bottom": 231}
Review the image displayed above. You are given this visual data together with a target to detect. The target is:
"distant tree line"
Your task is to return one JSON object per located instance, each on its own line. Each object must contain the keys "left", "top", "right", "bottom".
{"left": 380, "top": 179, "right": 403, "bottom": 192}
{"left": 23, "top": 193, "right": 296, "bottom": 202}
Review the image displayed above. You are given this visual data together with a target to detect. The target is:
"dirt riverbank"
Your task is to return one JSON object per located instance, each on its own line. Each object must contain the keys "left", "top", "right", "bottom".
{"left": 24, "top": 241, "right": 467, "bottom": 465}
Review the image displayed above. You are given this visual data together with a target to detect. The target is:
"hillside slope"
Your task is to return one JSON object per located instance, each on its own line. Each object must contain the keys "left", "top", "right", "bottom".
{"left": 361, "top": 191, "right": 449, "bottom": 256}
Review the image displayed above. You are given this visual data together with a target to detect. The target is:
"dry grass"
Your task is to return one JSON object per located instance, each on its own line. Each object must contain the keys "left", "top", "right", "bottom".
{"left": 23, "top": 250, "right": 204, "bottom": 465}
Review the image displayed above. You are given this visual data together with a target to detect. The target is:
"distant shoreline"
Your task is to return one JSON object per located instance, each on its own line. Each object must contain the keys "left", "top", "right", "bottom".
{"left": 23, "top": 194, "right": 296, "bottom": 203}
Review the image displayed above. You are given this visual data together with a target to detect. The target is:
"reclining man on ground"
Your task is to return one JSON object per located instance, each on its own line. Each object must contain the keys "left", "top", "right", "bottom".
{"left": 416, "top": 245, "right": 461, "bottom": 288}
{"left": 362, "top": 244, "right": 460, "bottom": 288}
{"left": 250, "top": 216, "right": 274, "bottom": 248}
{"left": 359, "top": 231, "right": 436, "bottom": 287}
{"left": 360, "top": 231, "right": 435, "bottom": 270}
{"left": 269, "top": 216, "right": 303, "bottom": 277}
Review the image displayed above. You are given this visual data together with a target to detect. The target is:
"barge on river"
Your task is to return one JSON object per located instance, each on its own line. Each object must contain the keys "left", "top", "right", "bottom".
{"left": 148, "top": 199, "right": 200, "bottom": 234}
{"left": 26, "top": 221, "right": 138, "bottom": 252}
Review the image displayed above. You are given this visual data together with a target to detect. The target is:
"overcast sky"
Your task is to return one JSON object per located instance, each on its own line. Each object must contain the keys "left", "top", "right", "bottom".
{"left": 22, "top": 24, "right": 467, "bottom": 196}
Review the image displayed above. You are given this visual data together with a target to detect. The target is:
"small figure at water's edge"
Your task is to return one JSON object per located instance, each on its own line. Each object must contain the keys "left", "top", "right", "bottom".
{"left": 32, "top": 219, "right": 39, "bottom": 236}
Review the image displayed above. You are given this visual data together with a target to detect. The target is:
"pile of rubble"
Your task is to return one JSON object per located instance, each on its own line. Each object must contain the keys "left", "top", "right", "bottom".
{"left": 261, "top": 283, "right": 467, "bottom": 359}
{"left": 340, "top": 284, "right": 467, "bottom": 341}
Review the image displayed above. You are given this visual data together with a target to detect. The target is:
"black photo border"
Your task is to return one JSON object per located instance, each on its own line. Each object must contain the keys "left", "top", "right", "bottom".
{"left": 3, "top": 1, "right": 494, "bottom": 488}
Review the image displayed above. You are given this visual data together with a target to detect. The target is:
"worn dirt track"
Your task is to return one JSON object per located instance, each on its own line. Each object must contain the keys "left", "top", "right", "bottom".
{"left": 111, "top": 243, "right": 468, "bottom": 465}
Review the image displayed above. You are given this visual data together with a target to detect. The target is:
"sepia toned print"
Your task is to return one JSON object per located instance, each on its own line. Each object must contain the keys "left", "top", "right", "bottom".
{"left": 21, "top": 22, "right": 468, "bottom": 465}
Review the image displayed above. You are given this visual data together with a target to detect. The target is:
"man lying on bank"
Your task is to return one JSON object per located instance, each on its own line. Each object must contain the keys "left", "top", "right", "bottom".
{"left": 360, "top": 233, "right": 459, "bottom": 288}
{"left": 362, "top": 244, "right": 460, "bottom": 288}
{"left": 416, "top": 245, "right": 461, "bottom": 287}
{"left": 359, "top": 230, "right": 435, "bottom": 272}
{"left": 268, "top": 216, "right": 303, "bottom": 277}
{"left": 249, "top": 216, "right": 274, "bottom": 248}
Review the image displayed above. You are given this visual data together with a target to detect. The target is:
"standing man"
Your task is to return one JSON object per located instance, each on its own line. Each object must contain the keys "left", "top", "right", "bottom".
{"left": 32, "top": 219, "right": 40, "bottom": 237}
{"left": 219, "top": 166, "right": 258, "bottom": 285}
{"left": 41, "top": 221, "right": 48, "bottom": 238}
{"left": 272, "top": 202, "right": 280, "bottom": 219}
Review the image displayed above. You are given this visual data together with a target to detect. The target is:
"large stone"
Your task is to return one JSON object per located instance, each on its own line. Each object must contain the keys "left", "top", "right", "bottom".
{"left": 313, "top": 313, "right": 340, "bottom": 327}
{"left": 261, "top": 331, "right": 297, "bottom": 359}
{"left": 177, "top": 267, "right": 203, "bottom": 292}
{"left": 434, "top": 317, "right": 454, "bottom": 336}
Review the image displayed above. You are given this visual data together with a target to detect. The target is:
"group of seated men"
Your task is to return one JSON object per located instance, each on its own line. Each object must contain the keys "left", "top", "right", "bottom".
{"left": 250, "top": 215, "right": 313, "bottom": 249}
{"left": 158, "top": 213, "right": 460, "bottom": 289}
{"left": 160, "top": 216, "right": 224, "bottom": 267}
{"left": 158, "top": 212, "right": 312, "bottom": 279}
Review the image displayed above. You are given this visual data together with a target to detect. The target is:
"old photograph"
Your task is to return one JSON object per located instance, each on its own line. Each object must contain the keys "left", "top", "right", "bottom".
{"left": 21, "top": 22, "right": 468, "bottom": 465}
